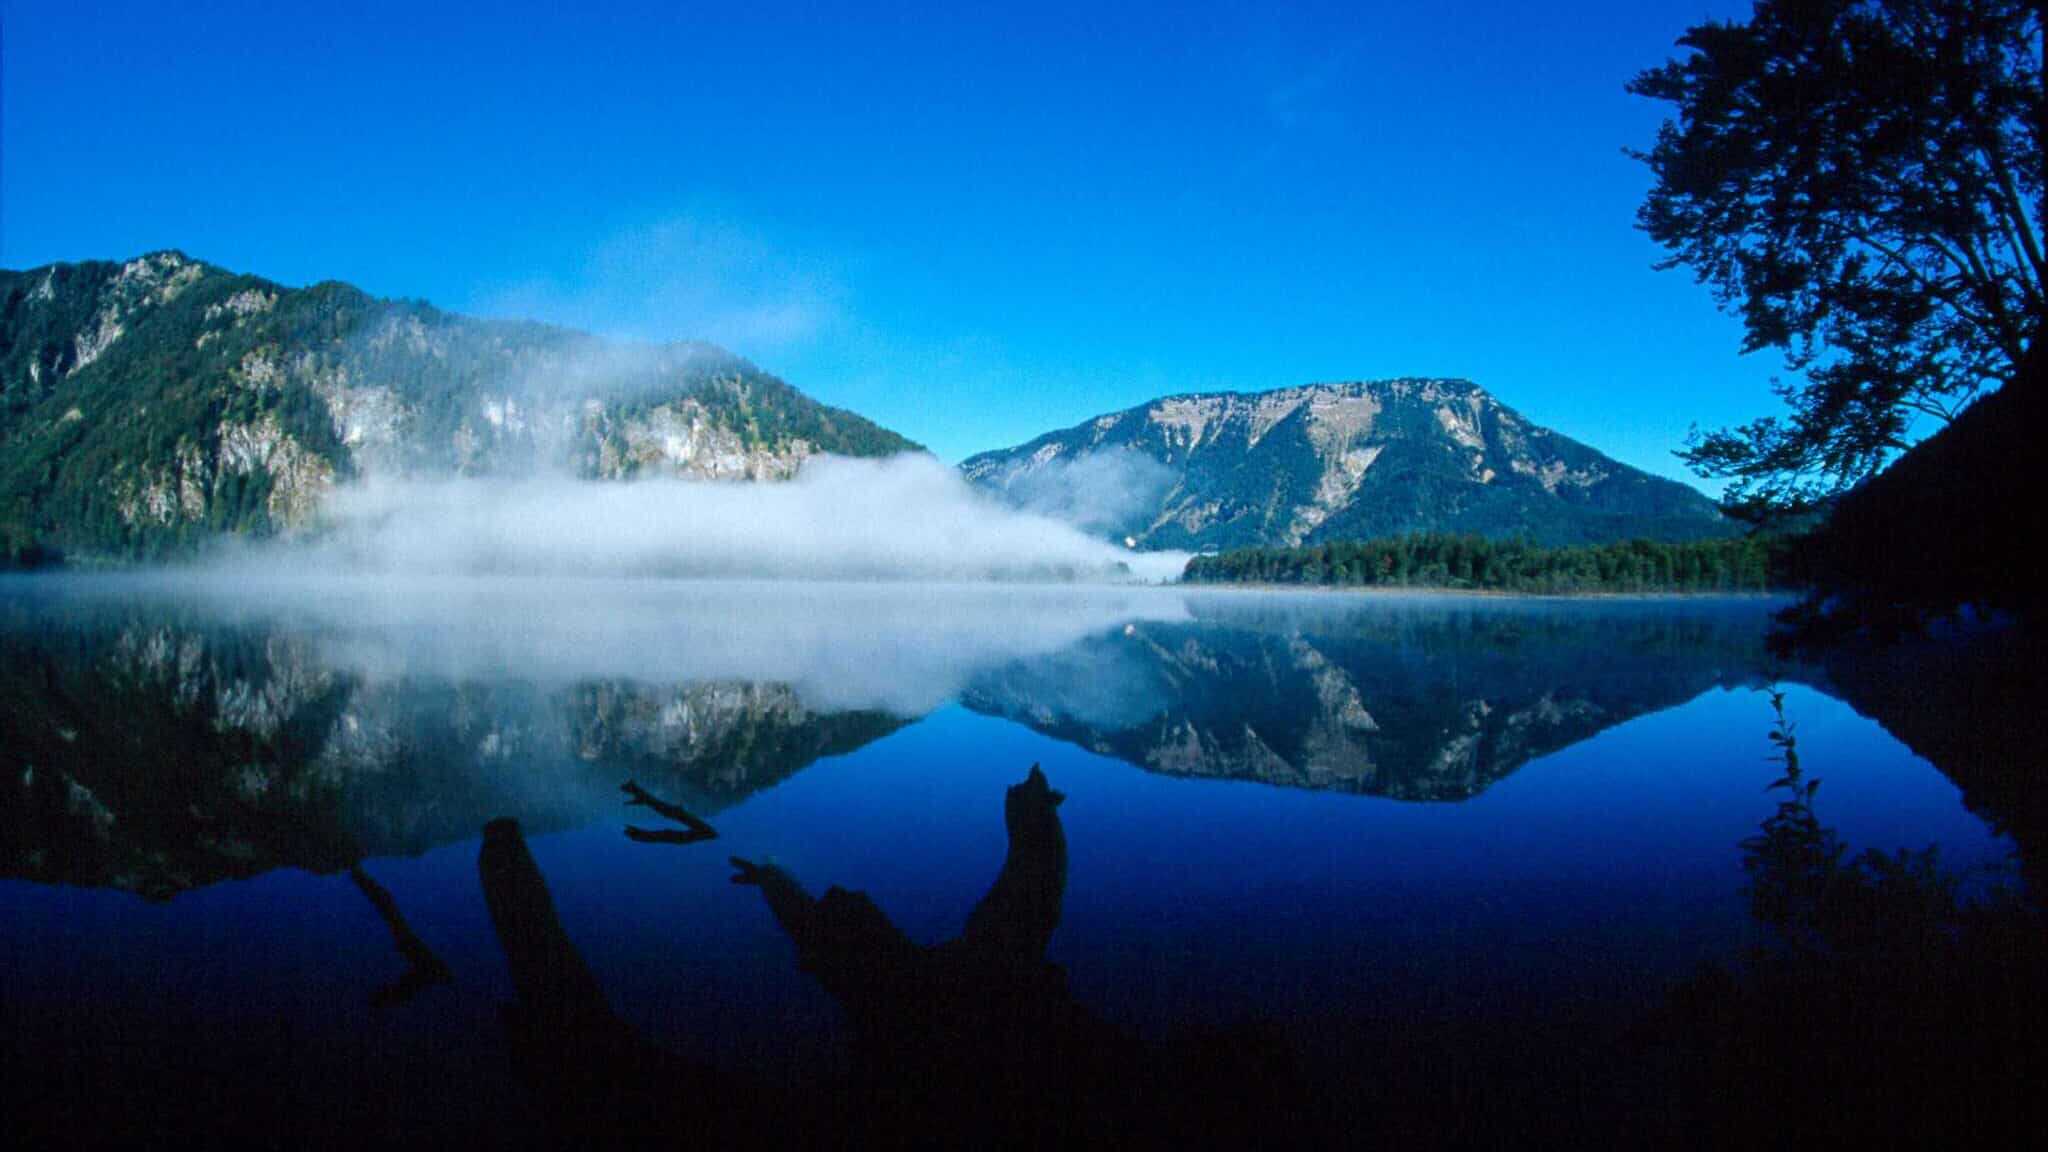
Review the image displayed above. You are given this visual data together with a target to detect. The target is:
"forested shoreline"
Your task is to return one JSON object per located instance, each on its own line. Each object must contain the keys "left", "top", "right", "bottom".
{"left": 1180, "top": 533, "right": 1794, "bottom": 595}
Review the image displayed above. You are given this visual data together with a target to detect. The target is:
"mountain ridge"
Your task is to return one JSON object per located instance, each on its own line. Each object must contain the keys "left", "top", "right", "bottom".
{"left": 961, "top": 378, "right": 1732, "bottom": 551}
{"left": 6, "top": 251, "right": 1732, "bottom": 566}
{"left": 0, "top": 251, "right": 920, "bottom": 561}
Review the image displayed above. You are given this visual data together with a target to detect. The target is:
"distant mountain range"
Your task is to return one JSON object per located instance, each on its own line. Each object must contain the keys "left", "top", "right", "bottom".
{"left": 3, "top": 253, "right": 1728, "bottom": 562}
{"left": 962, "top": 380, "right": 1732, "bottom": 551}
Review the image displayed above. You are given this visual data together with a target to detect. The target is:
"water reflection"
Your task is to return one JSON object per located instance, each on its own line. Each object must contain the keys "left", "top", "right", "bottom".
{"left": 2, "top": 576, "right": 2035, "bottom": 1146}
{"left": 471, "top": 735, "right": 2038, "bottom": 1147}
{"left": 963, "top": 597, "right": 1784, "bottom": 798}
{"left": 1652, "top": 689, "right": 2045, "bottom": 1146}
{"left": 1, "top": 587, "right": 915, "bottom": 893}
{"left": 4, "top": 578, "right": 1801, "bottom": 894}
{"left": 619, "top": 779, "right": 719, "bottom": 846}
{"left": 1798, "top": 624, "right": 2048, "bottom": 893}
{"left": 483, "top": 765, "right": 1313, "bottom": 1147}
{"left": 478, "top": 815, "right": 773, "bottom": 1145}
{"left": 349, "top": 862, "right": 454, "bottom": 1009}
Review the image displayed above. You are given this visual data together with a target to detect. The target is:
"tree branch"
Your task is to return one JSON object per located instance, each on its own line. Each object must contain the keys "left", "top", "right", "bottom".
{"left": 621, "top": 780, "right": 718, "bottom": 842}
{"left": 1845, "top": 226, "right": 2017, "bottom": 354}
{"left": 1980, "top": 139, "right": 2048, "bottom": 305}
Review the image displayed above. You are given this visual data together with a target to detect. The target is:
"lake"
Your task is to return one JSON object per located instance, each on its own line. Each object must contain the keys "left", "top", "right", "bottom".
{"left": 1, "top": 575, "right": 2034, "bottom": 1146}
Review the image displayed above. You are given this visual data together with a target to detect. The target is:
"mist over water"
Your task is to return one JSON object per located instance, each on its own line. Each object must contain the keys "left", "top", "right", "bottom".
{"left": 25, "top": 571, "right": 1201, "bottom": 714}
{"left": 229, "top": 454, "right": 1190, "bottom": 584}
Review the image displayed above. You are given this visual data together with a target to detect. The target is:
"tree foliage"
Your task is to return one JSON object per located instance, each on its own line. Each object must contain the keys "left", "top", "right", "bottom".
{"left": 1630, "top": 0, "right": 2045, "bottom": 514}
{"left": 1181, "top": 532, "right": 1793, "bottom": 594}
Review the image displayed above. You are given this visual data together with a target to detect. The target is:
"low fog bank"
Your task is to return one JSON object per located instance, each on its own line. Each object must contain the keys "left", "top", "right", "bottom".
{"left": 236, "top": 455, "right": 1190, "bottom": 584}
{"left": 13, "top": 572, "right": 1197, "bottom": 714}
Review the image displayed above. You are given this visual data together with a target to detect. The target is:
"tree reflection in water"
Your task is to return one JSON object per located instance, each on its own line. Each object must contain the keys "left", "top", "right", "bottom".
{"left": 348, "top": 862, "right": 453, "bottom": 1010}
{"left": 480, "top": 767, "right": 1314, "bottom": 1147}
{"left": 472, "top": 723, "right": 2044, "bottom": 1148}
{"left": 1653, "top": 689, "right": 2045, "bottom": 1147}
{"left": 7, "top": 708, "right": 2040, "bottom": 1148}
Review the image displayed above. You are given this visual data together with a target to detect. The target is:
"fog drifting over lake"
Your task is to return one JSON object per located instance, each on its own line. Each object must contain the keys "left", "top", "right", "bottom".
{"left": 230, "top": 454, "right": 1189, "bottom": 584}
{"left": 16, "top": 573, "right": 1202, "bottom": 714}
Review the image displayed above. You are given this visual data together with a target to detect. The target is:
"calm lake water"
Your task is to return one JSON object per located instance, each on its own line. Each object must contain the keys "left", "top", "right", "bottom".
{"left": 0, "top": 575, "right": 2031, "bottom": 1145}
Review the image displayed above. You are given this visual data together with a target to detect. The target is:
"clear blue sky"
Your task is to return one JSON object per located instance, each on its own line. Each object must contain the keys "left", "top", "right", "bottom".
{"left": 2, "top": 0, "right": 1778, "bottom": 485}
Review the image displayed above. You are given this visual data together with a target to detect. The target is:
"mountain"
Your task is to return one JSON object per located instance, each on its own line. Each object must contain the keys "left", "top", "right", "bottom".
{"left": 0, "top": 252, "right": 919, "bottom": 562}
{"left": 961, "top": 379, "right": 1731, "bottom": 550}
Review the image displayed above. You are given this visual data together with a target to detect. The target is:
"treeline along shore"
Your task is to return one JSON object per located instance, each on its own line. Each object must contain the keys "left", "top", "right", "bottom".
{"left": 1180, "top": 533, "right": 1795, "bottom": 595}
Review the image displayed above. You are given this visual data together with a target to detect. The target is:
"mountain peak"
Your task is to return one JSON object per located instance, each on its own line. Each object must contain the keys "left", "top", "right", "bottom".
{"left": 963, "top": 378, "right": 1728, "bottom": 550}
{"left": 0, "top": 253, "right": 920, "bottom": 561}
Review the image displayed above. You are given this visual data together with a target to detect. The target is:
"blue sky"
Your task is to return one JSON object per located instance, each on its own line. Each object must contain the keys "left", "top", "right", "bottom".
{"left": 1, "top": 0, "right": 1777, "bottom": 485}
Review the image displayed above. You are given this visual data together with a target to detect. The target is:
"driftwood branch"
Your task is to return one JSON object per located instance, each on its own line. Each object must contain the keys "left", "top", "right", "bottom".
{"left": 625, "top": 825, "right": 718, "bottom": 846}
{"left": 349, "top": 862, "right": 454, "bottom": 1009}
{"left": 621, "top": 779, "right": 718, "bottom": 844}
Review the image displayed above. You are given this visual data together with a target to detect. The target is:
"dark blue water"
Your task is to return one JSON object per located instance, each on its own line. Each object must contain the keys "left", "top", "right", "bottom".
{"left": 0, "top": 576, "right": 2026, "bottom": 1144}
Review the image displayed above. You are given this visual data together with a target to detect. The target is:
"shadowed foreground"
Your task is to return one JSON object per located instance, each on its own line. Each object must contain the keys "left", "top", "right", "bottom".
{"left": 479, "top": 766, "right": 1316, "bottom": 1147}
{"left": 6, "top": 745, "right": 2039, "bottom": 1148}
{"left": 474, "top": 756, "right": 2046, "bottom": 1149}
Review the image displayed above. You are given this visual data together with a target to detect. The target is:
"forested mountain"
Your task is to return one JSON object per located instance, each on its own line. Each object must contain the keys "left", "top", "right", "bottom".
{"left": 3, "top": 255, "right": 1740, "bottom": 567}
{"left": 0, "top": 252, "right": 919, "bottom": 562}
{"left": 962, "top": 379, "right": 1732, "bottom": 551}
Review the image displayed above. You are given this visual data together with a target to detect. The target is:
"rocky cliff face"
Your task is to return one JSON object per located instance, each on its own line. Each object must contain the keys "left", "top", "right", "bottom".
{"left": 0, "top": 253, "right": 919, "bottom": 560}
{"left": 962, "top": 379, "right": 1730, "bottom": 550}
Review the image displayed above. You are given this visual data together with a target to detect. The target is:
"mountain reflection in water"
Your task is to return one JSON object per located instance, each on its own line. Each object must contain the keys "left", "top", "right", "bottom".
{"left": 5, "top": 576, "right": 1797, "bottom": 892}
{"left": 1, "top": 575, "right": 2037, "bottom": 1147}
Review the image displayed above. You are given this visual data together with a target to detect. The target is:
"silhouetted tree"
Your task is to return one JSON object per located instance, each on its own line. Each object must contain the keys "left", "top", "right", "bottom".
{"left": 1631, "top": 0, "right": 2045, "bottom": 516}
